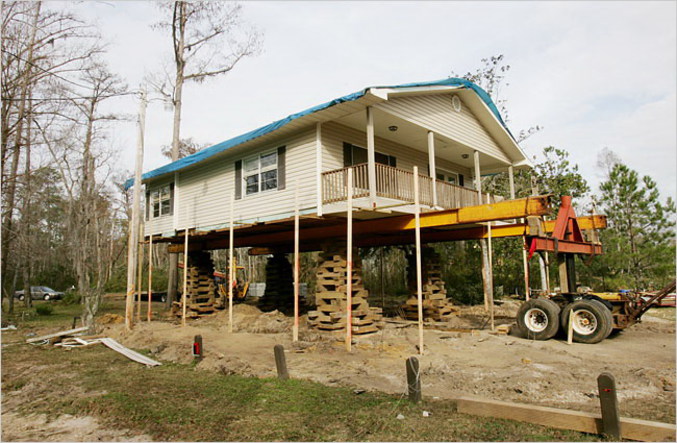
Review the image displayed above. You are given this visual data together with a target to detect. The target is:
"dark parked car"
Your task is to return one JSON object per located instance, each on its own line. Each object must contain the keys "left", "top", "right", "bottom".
{"left": 14, "top": 286, "right": 64, "bottom": 301}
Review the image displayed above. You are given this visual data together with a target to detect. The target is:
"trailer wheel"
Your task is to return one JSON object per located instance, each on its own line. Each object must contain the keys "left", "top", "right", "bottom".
{"left": 516, "top": 299, "right": 561, "bottom": 340}
{"left": 560, "top": 299, "right": 613, "bottom": 344}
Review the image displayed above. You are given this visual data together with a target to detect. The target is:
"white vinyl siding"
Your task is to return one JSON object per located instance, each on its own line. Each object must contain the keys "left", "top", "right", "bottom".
{"left": 172, "top": 129, "right": 316, "bottom": 232}
{"left": 145, "top": 177, "right": 175, "bottom": 236}
{"left": 375, "top": 93, "right": 510, "bottom": 163}
{"left": 321, "top": 121, "right": 472, "bottom": 182}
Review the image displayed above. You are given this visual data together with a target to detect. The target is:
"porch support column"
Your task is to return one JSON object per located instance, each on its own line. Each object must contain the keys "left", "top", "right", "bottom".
{"left": 508, "top": 165, "right": 515, "bottom": 199}
{"left": 315, "top": 122, "right": 323, "bottom": 216}
{"left": 366, "top": 106, "right": 376, "bottom": 207}
{"left": 427, "top": 131, "right": 437, "bottom": 208}
{"left": 473, "top": 150, "right": 482, "bottom": 204}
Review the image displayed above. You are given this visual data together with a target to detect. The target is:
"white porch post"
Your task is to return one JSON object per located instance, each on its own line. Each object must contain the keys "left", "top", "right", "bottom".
{"left": 366, "top": 106, "right": 376, "bottom": 207}
{"left": 508, "top": 165, "right": 515, "bottom": 200}
{"left": 473, "top": 150, "right": 482, "bottom": 204}
{"left": 427, "top": 131, "right": 437, "bottom": 208}
{"left": 315, "top": 122, "right": 323, "bottom": 216}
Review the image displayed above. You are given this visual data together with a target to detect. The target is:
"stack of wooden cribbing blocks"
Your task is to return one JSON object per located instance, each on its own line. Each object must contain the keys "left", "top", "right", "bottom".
{"left": 258, "top": 253, "right": 294, "bottom": 313}
{"left": 402, "top": 246, "right": 459, "bottom": 321}
{"left": 173, "top": 252, "right": 217, "bottom": 317}
{"left": 307, "top": 244, "right": 383, "bottom": 335}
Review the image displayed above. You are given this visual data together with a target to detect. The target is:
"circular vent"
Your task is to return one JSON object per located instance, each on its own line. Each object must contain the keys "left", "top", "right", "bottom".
{"left": 451, "top": 95, "right": 462, "bottom": 112}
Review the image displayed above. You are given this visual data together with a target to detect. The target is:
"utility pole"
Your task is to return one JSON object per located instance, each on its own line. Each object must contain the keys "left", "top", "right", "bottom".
{"left": 125, "top": 87, "right": 147, "bottom": 330}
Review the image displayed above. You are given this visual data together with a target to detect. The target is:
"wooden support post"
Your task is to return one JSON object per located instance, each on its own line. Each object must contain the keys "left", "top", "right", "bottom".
{"left": 487, "top": 212, "right": 495, "bottom": 331}
{"left": 523, "top": 245, "right": 530, "bottom": 301}
{"left": 406, "top": 356, "right": 421, "bottom": 403}
{"left": 567, "top": 308, "right": 575, "bottom": 345}
{"left": 413, "top": 166, "right": 424, "bottom": 355}
{"left": 147, "top": 234, "right": 153, "bottom": 322}
{"left": 427, "top": 131, "right": 437, "bottom": 208}
{"left": 598, "top": 373, "right": 621, "bottom": 440}
{"left": 346, "top": 167, "right": 353, "bottom": 352}
{"left": 136, "top": 228, "right": 143, "bottom": 323}
{"left": 181, "top": 229, "right": 189, "bottom": 327}
{"left": 293, "top": 180, "right": 300, "bottom": 342}
{"left": 366, "top": 106, "right": 376, "bottom": 207}
{"left": 274, "top": 344, "right": 289, "bottom": 380}
{"left": 228, "top": 193, "right": 234, "bottom": 333}
{"left": 192, "top": 334, "right": 203, "bottom": 359}
{"left": 167, "top": 253, "right": 178, "bottom": 309}
{"left": 125, "top": 88, "right": 146, "bottom": 331}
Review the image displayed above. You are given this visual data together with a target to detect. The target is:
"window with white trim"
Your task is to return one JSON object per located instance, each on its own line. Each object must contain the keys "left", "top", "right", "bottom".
{"left": 436, "top": 169, "right": 459, "bottom": 186}
{"left": 151, "top": 184, "right": 172, "bottom": 218}
{"left": 244, "top": 151, "right": 278, "bottom": 196}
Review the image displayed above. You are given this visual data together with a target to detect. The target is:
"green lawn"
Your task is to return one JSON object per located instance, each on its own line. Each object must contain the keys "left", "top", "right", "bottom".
{"left": 1, "top": 300, "right": 604, "bottom": 442}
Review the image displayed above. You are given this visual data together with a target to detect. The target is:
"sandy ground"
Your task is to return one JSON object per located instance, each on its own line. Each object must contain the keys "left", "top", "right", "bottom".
{"left": 104, "top": 301, "right": 676, "bottom": 424}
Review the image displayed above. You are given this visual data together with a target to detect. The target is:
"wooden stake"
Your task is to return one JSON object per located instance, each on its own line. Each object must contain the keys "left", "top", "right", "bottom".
{"left": 406, "top": 356, "right": 422, "bottom": 403}
{"left": 181, "top": 228, "right": 188, "bottom": 327}
{"left": 487, "top": 209, "right": 495, "bottom": 332}
{"left": 346, "top": 167, "right": 353, "bottom": 352}
{"left": 147, "top": 234, "right": 153, "bottom": 322}
{"left": 274, "top": 344, "right": 289, "bottom": 380}
{"left": 413, "top": 166, "right": 424, "bottom": 355}
{"left": 228, "top": 193, "right": 234, "bottom": 333}
{"left": 598, "top": 372, "right": 621, "bottom": 440}
{"left": 293, "top": 179, "right": 300, "bottom": 342}
{"left": 567, "top": 308, "right": 575, "bottom": 345}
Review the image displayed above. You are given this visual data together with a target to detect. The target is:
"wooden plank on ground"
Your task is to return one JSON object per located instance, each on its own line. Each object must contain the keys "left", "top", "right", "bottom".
{"left": 99, "top": 338, "right": 161, "bottom": 367}
{"left": 26, "top": 327, "right": 89, "bottom": 343}
{"left": 455, "top": 396, "right": 675, "bottom": 442}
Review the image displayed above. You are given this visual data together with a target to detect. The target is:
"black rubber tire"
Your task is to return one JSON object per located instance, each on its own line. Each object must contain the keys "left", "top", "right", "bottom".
{"left": 43, "top": 294, "right": 50, "bottom": 301}
{"left": 18, "top": 295, "right": 25, "bottom": 301}
{"left": 560, "top": 299, "right": 613, "bottom": 344}
{"left": 516, "top": 298, "right": 561, "bottom": 340}
{"left": 160, "top": 295, "right": 167, "bottom": 303}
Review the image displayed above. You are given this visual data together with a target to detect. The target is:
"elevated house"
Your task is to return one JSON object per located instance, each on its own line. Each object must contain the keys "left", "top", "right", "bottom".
{"left": 137, "top": 78, "right": 532, "bottom": 239}
{"left": 130, "top": 78, "right": 543, "bottom": 324}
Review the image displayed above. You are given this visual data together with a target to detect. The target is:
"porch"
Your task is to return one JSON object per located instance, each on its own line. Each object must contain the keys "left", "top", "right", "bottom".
{"left": 321, "top": 162, "right": 500, "bottom": 212}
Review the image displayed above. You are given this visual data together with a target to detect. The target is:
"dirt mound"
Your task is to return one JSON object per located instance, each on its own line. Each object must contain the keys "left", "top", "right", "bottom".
{"left": 98, "top": 313, "right": 124, "bottom": 324}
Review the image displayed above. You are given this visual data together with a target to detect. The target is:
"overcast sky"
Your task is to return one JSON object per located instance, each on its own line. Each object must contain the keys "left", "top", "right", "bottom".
{"left": 65, "top": 0, "right": 676, "bottom": 201}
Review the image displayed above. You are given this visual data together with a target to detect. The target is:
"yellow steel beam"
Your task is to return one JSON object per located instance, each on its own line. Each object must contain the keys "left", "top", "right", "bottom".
{"left": 383, "top": 196, "right": 551, "bottom": 231}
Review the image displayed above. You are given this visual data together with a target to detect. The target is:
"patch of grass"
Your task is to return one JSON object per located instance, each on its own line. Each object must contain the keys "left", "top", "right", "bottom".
{"left": 1, "top": 342, "right": 602, "bottom": 442}
{"left": 35, "top": 304, "right": 54, "bottom": 316}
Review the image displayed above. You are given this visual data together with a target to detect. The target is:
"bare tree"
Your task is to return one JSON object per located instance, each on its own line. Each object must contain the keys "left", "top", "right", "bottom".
{"left": 1, "top": 1, "right": 100, "bottom": 311}
{"left": 152, "top": 1, "right": 262, "bottom": 308}
{"left": 153, "top": 1, "right": 262, "bottom": 161}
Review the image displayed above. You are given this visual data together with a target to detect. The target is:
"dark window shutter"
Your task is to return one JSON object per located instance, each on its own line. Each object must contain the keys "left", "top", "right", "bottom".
{"left": 234, "top": 160, "right": 242, "bottom": 200}
{"left": 169, "top": 182, "right": 175, "bottom": 216}
{"left": 389, "top": 156, "right": 397, "bottom": 168}
{"left": 343, "top": 142, "right": 352, "bottom": 167}
{"left": 145, "top": 190, "right": 150, "bottom": 220}
{"left": 459, "top": 174, "right": 464, "bottom": 187}
{"left": 427, "top": 164, "right": 430, "bottom": 176}
{"left": 277, "top": 146, "right": 286, "bottom": 190}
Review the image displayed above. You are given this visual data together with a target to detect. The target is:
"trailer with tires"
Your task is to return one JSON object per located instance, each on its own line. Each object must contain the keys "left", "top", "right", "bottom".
{"left": 516, "top": 280, "right": 676, "bottom": 344}
{"left": 514, "top": 196, "right": 675, "bottom": 344}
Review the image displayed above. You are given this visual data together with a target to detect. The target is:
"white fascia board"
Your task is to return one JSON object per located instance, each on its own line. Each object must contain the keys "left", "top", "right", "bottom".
{"left": 369, "top": 85, "right": 463, "bottom": 100}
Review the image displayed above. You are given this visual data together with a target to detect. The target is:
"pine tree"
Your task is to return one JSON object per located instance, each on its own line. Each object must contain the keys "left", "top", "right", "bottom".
{"left": 596, "top": 163, "right": 675, "bottom": 290}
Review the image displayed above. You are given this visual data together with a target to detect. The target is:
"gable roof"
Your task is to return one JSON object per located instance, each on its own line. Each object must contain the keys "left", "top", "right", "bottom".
{"left": 125, "top": 78, "right": 516, "bottom": 189}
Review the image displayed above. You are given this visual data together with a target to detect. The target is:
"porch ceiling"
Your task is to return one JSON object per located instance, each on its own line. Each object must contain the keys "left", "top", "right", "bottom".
{"left": 334, "top": 107, "right": 509, "bottom": 174}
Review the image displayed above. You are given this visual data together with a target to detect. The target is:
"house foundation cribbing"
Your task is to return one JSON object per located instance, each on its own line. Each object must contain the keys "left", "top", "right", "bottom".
{"left": 308, "top": 242, "right": 383, "bottom": 334}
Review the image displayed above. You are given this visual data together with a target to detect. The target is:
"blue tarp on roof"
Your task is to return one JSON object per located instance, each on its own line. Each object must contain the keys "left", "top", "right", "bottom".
{"left": 125, "top": 78, "right": 509, "bottom": 189}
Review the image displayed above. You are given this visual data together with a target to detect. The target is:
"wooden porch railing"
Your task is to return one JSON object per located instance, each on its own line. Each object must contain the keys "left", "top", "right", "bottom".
{"left": 321, "top": 163, "right": 498, "bottom": 210}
